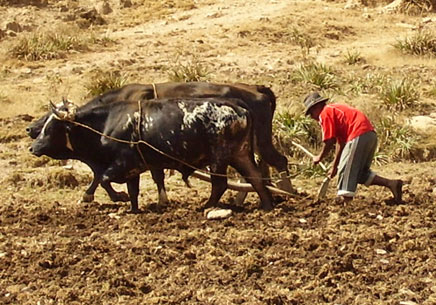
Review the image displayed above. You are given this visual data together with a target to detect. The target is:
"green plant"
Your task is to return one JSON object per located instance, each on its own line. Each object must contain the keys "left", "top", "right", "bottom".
{"left": 378, "top": 78, "right": 420, "bottom": 111}
{"left": 398, "top": 0, "right": 434, "bottom": 15}
{"left": 394, "top": 30, "right": 436, "bottom": 56}
{"left": 344, "top": 49, "right": 363, "bottom": 65}
{"left": 373, "top": 150, "right": 389, "bottom": 166}
{"left": 274, "top": 112, "right": 319, "bottom": 142}
{"left": 9, "top": 28, "right": 117, "bottom": 61}
{"left": 85, "top": 70, "right": 129, "bottom": 97}
{"left": 289, "top": 27, "right": 315, "bottom": 55}
{"left": 167, "top": 56, "right": 211, "bottom": 82}
{"left": 375, "top": 116, "right": 418, "bottom": 161}
{"left": 294, "top": 62, "right": 337, "bottom": 89}
{"left": 9, "top": 32, "right": 87, "bottom": 61}
{"left": 347, "top": 72, "right": 388, "bottom": 95}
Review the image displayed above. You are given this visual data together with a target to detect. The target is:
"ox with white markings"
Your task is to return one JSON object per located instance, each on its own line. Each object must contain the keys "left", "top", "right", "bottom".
{"left": 30, "top": 97, "right": 274, "bottom": 212}
{"left": 27, "top": 82, "right": 292, "bottom": 203}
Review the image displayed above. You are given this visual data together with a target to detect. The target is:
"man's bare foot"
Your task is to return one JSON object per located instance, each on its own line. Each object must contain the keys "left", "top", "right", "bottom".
{"left": 391, "top": 179, "right": 403, "bottom": 203}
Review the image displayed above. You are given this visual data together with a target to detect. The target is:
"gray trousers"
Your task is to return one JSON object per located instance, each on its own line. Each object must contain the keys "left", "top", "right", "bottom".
{"left": 337, "top": 131, "right": 377, "bottom": 197}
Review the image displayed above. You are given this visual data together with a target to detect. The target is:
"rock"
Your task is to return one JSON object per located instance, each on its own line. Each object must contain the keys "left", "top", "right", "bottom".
{"left": 407, "top": 113, "right": 436, "bottom": 132}
{"left": 78, "top": 8, "right": 106, "bottom": 26}
{"left": 5, "top": 21, "right": 22, "bottom": 33}
{"left": 97, "top": 1, "right": 113, "bottom": 15}
{"left": 119, "top": 0, "right": 133, "bottom": 8}
{"left": 206, "top": 209, "right": 232, "bottom": 220}
{"left": 344, "top": 0, "right": 362, "bottom": 10}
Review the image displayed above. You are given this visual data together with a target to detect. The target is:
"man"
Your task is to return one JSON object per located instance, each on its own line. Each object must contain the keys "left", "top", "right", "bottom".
{"left": 303, "top": 91, "right": 403, "bottom": 203}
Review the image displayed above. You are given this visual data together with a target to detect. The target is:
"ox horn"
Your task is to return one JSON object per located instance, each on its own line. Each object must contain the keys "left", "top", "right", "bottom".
{"left": 50, "top": 98, "right": 77, "bottom": 121}
{"left": 50, "top": 100, "right": 70, "bottom": 120}
{"left": 50, "top": 100, "right": 63, "bottom": 118}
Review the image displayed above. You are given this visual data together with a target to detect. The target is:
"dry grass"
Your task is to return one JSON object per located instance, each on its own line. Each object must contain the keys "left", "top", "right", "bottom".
{"left": 293, "top": 62, "right": 338, "bottom": 90}
{"left": 397, "top": 0, "right": 435, "bottom": 15}
{"left": 9, "top": 30, "right": 87, "bottom": 61}
{"left": 378, "top": 78, "right": 420, "bottom": 111}
{"left": 167, "top": 55, "right": 211, "bottom": 82}
{"left": 85, "top": 70, "right": 129, "bottom": 97}
{"left": 8, "top": 26, "right": 116, "bottom": 61}
{"left": 394, "top": 30, "right": 436, "bottom": 56}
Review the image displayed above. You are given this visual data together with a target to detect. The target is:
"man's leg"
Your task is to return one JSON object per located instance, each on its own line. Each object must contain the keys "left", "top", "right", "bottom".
{"left": 370, "top": 175, "right": 403, "bottom": 203}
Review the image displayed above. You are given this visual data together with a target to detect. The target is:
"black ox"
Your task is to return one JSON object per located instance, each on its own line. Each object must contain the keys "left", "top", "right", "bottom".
{"left": 30, "top": 97, "right": 274, "bottom": 212}
{"left": 27, "top": 82, "right": 292, "bottom": 203}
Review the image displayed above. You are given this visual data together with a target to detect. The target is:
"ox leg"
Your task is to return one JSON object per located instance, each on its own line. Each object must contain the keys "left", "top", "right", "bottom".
{"left": 231, "top": 159, "right": 274, "bottom": 211}
{"left": 258, "top": 146, "right": 293, "bottom": 193}
{"left": 203, "top": 165, "right": 228, "bottom": 210}
{"left": 82, "top": 176, "right": 100, "bottom": 203}
{"left": 126, "top": 175, "right": 140, "bottom": 213}
{"left": 257, "top": 157, "right": 271, "bottom": 185}
{"left": 150, "top": 169, "right": 169, "bottom": 205}
{"left": 101, "top": 181, "right": 130, "bottom": 202}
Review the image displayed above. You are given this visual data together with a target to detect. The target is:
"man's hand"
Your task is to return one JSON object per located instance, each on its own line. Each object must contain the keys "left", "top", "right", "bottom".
{"left": 313, "top": 154, "right": 322, "bottom": 165}
{"left": 328, "top": 166, "right": 337, "bottom": 179}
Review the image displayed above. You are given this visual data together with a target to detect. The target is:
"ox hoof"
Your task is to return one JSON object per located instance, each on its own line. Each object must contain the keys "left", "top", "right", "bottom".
{"left": 260, "top": 202, "right": 274, "bottom": 212}
{"left": 128, "top": 207, "right": 141, "bottom": 214}
{"left": 199, "top": 202, "right": 214, "bottom": 212}
{"left": 82, "top": 193, "right": 94, "bottom": 203}
{"left": 111, "top": 191, "right": 130, "bottom": 202}
{"left": 276, "top": 179, "right": 294, "bottom": 193}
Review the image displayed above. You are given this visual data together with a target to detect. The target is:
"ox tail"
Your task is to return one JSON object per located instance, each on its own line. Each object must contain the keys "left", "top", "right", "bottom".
{"left": 256, "top": 86, "right": 276, "bottom": 114}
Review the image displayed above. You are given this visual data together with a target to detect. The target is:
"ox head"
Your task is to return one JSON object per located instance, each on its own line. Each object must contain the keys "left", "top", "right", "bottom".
{"left": 26, "top": 98, "right": 76, "bottom": 139}
{"left": 29, "top": 100, "right": 78, "bottom": 159}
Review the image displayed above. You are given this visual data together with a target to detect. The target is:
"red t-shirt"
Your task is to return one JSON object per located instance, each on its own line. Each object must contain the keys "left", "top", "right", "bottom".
{"left": 319, "top": 103, "right": 374, "bottom": 143}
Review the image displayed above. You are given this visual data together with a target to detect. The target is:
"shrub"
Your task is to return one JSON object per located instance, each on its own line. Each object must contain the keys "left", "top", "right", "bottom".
{"left": 10, "top": 32, "right": 87, "bottom": 61}
{"left": 289, "top": 27, "right": 315, "bottom": 55}
{"left": 167, "top": 56, "right": 211, "bottom": 82}
{"left": 85, "top": 71, "right": 129, "bottom": 97}
{"left": 398, "top": 0, "right": 434, "bottom": 15}
{"left": 343, "top": 49, "right": 364, "bottom": 65}
{"left": 347, "top": 72, "right": 387, "bottom": 95}
{"left": 375, "top": 116, "right": 418, "bottom": 161}
{"left": 394, "top": 30, "right": 436, "bottom": 56}
{"left": 294, "top": 62, "right": 337, "bottom": 89}
{"left": 9, "top": 28, "right": 116, "bottom": 61}
{"left": 273, "top": 110, "right": 327, "bottom": 177}
{"left": 378, "top": 78, "right": 420, "bottom": 111}
{"left": 274, "top": 111, "right": 319, "bottom": 143}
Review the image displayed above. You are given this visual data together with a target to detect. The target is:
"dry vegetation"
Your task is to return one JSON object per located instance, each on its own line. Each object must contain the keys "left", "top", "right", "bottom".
{"left": 0, "top": 0, "right": 435, "bottom": 304}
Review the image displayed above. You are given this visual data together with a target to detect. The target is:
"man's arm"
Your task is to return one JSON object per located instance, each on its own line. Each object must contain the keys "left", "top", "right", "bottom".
{"left": 313, "top": 138, "right": 335, "bottom": 165}
{"left": 329, "top": 140, "right": 345, "bottom": 178}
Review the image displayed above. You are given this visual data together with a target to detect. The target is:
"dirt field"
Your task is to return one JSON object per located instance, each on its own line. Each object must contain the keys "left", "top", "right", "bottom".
{"left": 0, "top": 0, "right": 436, "bottom": 304}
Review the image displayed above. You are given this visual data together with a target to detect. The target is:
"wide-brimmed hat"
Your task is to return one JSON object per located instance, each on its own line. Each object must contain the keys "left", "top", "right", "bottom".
{"left": 303, "top": 92, "right": 329, "bottom": 115}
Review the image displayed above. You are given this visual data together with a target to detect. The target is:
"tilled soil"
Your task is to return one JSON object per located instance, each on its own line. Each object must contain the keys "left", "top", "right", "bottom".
{"left": 0, "top": 117, "right": 435, "bottom": 305}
